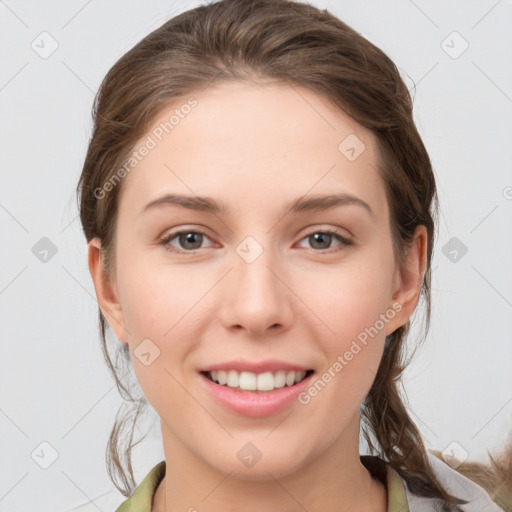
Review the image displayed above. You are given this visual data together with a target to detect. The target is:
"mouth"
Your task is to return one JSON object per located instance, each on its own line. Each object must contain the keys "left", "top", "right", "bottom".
{"left": 200, "top": 369, "right": 315, "bottom": 393}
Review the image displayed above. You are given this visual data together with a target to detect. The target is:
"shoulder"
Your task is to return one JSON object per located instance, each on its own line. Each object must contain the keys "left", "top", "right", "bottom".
{"left": 114, "top": 460, "right": 166, "bottom": 512}
{"left": 66, "top": 461, "right": 166, "bottom": 512}
{"left": 402, "top": 451, "right": 505, "bottom": 511}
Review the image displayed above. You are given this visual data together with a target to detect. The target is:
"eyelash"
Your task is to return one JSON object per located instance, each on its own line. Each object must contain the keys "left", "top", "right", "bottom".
{"left": 158, "top": 227, "right": 353, "bottom": 255}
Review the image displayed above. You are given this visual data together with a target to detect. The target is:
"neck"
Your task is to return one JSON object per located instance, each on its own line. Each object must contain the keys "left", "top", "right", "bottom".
{"left": 154, "top": 465, "right": 386, "bottom": 512}
{"left": 153, "top": 419, "right": 387, "bottom": 512}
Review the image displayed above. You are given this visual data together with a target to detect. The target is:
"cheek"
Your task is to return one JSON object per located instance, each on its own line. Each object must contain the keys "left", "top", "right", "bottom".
{"left": 313, "top": 261, "right": 393, "bottom": 339}
{"left": 114, "top": 261, "right": 198, "bottom": 398}
{"left": 117, "top": 268, "right": 198, "bottom": 412}
{"left": 300, "top": 271, "right": 388, "bottom": 425}
{"left": 301, "top": 248, "right": 394, "bottom": 387}
{"left": 117, "top": 254, "right": 197, "bottom": 340}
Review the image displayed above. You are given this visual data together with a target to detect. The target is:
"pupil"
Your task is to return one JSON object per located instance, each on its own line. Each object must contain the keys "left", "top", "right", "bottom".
{"left": 311, "top": 233, "right": 330, "bottom": 249}
{"left": 181, "top": 232, "right": 202, "bottom": 249}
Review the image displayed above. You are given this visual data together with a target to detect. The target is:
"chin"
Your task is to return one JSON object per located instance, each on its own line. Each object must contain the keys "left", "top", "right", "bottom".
{"left": 205, "top": 448, "right": 310, "bottom": 481}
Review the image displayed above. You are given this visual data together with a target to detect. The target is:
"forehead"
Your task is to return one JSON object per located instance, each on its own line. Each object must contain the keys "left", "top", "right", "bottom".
{"left": 117, "top": 80, "right": 388, "bottom": 222}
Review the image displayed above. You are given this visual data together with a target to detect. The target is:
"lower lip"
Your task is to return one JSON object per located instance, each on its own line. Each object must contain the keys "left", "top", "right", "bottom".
{"left": 198, "top": 372, "right": 314, "bottom": 417}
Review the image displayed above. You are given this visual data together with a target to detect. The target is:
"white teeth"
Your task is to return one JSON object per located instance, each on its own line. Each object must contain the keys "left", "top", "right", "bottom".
{"left": 295, "top": 370, "right": 306, "bottom": 384}
{"left": 274, "top": 370, "right": 286, "bottom": 388}
{"left": 285, "top": 371, "right": 296, "bottom": 386}
{"left": 239, "top": 371, "right": 257, "bottom": 390}
{"left": 227, "top": 370, "right": 239, "bottom": 388}
{"left": 206, "top": 369, "right": 310, "bottom": 391}
{"left": 257, "top": 371, "right": 275, "bottom": 391}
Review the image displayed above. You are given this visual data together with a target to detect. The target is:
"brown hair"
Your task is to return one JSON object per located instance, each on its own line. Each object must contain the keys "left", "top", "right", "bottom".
{"left": 76, "top": 0, "right": 511, "bottom": 510}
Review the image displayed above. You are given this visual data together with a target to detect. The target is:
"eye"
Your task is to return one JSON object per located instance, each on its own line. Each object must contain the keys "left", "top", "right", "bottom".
{"left": 159, "top": 227, "right": 353, "bottom": 254}
{"left": 297, "top": 228, "right": 353, "bottom": 253}
{"left": 159, "top": 229, "right": 215, "bottom": 253}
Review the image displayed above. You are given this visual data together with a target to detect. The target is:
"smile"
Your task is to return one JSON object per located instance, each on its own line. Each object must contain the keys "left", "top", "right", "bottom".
{"left": 198, "top": 368, "right": 316, "bottom": 417}
{"left": 202, "top": 369, "right": 314, "bottom": 392}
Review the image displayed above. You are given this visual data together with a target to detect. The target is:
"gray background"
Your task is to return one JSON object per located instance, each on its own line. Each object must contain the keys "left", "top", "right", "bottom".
{"left": 1, "top": 1, "right": 511, "bottom": 511}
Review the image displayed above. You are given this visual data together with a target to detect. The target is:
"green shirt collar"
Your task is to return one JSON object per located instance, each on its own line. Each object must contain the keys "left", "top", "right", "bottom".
{"left": 115, "top": 460, "right": 166, "bottom": 512}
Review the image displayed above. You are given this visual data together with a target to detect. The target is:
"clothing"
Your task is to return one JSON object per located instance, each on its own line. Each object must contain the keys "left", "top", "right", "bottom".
{"left": 111, "top": 451, "right": 505, "bottom": 511}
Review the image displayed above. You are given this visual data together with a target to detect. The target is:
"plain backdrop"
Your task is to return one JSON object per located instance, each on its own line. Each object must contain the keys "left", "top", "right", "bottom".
{"left": 1, "top": 1, "right": 511, "bottom": 511}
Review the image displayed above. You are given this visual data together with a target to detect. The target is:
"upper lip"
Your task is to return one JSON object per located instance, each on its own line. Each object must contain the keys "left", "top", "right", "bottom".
{"left": 200, "top": 359, "right": 314, "bottom": 373}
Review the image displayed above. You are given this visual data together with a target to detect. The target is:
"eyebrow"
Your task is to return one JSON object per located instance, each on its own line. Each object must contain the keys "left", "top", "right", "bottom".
{"left": 142, "top": 192, "right": 374, "bottom": 218}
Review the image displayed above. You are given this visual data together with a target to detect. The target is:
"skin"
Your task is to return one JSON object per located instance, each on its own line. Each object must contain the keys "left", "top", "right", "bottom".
{"left": 88, "top": 80, "right": 427, "bottom": 512}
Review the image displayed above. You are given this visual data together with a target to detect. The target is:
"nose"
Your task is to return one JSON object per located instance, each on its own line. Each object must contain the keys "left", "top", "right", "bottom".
{"left": 217, "top": 244, "right": 294, "bottom": 338}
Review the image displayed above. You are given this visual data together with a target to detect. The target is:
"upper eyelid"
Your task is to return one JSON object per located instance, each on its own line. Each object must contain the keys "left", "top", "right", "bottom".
{"left": 160, "top": 226, "right": 215, "bottom": 242}
{"left": 161, "top": 224, "right": 350, "bottom": 238}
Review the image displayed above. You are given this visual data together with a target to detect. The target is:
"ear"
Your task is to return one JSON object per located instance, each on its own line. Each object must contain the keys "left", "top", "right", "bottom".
{"left": 386, "top": 224, "right": 428, "bottom": 335}
{"left": 87, "top": 238, "right": 129, "bottom": 344}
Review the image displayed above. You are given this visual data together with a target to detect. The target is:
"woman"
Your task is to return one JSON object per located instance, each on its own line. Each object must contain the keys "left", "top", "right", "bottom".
{"left": 77, "top": 0, "right": 511, "bottom": 510}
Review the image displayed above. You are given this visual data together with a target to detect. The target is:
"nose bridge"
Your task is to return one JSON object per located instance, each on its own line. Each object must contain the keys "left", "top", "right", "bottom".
{"left": 221, "top": 234, "right": 293, "bottom": 334}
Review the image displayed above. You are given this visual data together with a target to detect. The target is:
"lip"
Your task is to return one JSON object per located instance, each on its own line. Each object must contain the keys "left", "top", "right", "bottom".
{"left": 198, "top": 370, "right": 315, "bottom": 417}
{"left": 200, "top": 359, "right": 313, "bottom": 373}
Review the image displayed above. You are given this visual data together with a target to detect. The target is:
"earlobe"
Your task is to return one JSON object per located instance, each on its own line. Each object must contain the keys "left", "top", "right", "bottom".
{"left": 87, "top": 238, "right": 129, "bottom": 344}
{"left": 387, "top": 225, "right": 428, "bottom": 334}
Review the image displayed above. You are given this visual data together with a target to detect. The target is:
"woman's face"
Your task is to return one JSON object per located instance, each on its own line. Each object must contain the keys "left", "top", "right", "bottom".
{"left": 89, "top": 80, "right": 425, "bottom": 479}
